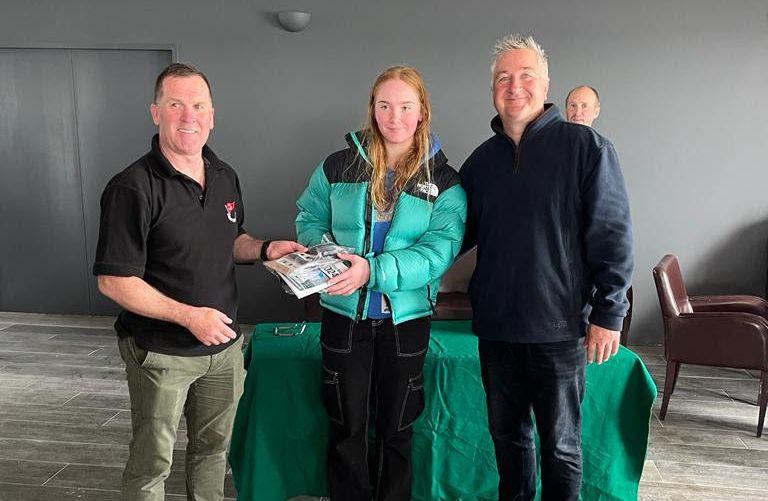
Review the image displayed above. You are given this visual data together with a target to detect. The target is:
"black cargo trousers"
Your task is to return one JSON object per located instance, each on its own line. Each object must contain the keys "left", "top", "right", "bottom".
{"left": 319, "top": 308, "right": 430, "bottom": 501}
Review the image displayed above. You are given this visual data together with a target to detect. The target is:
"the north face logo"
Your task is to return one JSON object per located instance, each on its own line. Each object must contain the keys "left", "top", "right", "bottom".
{"left": 224, "top": 201, "right": 237, "bottom": 223}
{"left": 416, "top": 182, "right": 439, "bottom": 197}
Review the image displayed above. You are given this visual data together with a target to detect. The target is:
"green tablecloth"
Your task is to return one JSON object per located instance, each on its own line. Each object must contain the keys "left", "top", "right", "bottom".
{"left": 229, "top": 321, "right": 656, "bottom": 500}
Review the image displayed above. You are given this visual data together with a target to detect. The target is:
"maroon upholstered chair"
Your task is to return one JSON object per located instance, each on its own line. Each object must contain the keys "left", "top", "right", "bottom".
{"left": 433, "top": 247, "right": 475, "bottom": 320}
{"left": 620, "top": 286, "right": 633, "bottom": 347}
{"left": 432, "top": 291, "right": 472, "bottom": 320}
{"left": 653, "top": 254, "right": 768, "bottom": 437}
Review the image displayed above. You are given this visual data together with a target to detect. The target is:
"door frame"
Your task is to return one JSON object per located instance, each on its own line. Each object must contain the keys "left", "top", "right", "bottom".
{"left": 0, "top": 42, "right": 178, "bottom": 61}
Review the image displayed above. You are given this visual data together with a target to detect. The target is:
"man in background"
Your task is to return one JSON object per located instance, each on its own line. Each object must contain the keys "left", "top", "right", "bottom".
{"left": 565, "top": 85, "right": 601, "bottom": 127}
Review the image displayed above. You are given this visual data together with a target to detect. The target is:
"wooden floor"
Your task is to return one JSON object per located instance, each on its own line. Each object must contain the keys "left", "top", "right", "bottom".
{"left": 0, "top": 312, "right": 238, "bottom": 501}
{"left": 0, "top": 312, "right": 766, "bottom": 500}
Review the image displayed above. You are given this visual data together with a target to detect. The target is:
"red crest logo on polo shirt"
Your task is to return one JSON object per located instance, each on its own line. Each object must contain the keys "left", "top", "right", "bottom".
{"left": 224, "top": 201, "right": 237, "bottom": 223}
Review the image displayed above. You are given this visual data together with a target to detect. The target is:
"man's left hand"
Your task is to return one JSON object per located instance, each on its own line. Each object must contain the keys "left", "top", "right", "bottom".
{"left": 584, "top": 324, "right": 620, "bottom": 364}
{"left": 265, "top": 240, "right": 307, "bottom": 260}
{"left": 325, "top": 253, "right": 370, "bottom": 296}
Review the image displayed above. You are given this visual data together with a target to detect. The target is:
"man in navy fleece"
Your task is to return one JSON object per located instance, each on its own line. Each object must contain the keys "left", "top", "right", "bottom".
{"left": 460, "top": 35, "right": 633, "bottom": 500}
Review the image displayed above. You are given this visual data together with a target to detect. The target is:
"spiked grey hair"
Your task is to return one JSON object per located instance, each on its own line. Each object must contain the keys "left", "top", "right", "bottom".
{"left": 491, "top": 34, "right": 549, "bottom": 79}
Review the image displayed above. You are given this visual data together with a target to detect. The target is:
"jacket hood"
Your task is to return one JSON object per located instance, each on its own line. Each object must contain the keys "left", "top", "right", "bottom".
{"left": 490, "top": 103, "right": 563, "bottom": 141}
{"left": 344, "top": 130, "right": 447, "bottom": 168}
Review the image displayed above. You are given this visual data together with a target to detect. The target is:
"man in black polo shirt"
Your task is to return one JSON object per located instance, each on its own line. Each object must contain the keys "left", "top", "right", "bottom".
{"left": 93, "top": 63, "right": 304, "bottom": 500}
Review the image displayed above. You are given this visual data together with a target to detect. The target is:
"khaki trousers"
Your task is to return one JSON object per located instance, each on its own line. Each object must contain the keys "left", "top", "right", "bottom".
{"left": 118, "top": 335, "right": 245, "bottom": 501}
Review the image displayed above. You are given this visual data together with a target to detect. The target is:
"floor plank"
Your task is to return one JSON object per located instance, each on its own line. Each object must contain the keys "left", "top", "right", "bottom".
{"left": 0, "top": 403, "right": 119, "bottom": 426}
{"left": 653, "top": 461, "right": 768, "bottom": 491}
{"left": 47, "top": 464, "right": 236, "bottom": 498}
{"left": 0, "top": 324, "right": 115, "bottom": 337}
{"left": 0, "top": 458, "right": 67, "bottom": 485}
{"left": 639, "top": 481, "right": 768, "bottom": 500}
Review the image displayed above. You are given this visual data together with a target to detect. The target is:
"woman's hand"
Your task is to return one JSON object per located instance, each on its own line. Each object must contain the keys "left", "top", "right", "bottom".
{"left": 325, "top": 253, "right": 370, "bottom": 296}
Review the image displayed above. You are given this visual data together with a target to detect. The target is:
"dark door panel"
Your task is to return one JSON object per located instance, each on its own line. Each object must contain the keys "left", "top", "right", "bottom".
{"left": 72, "top": 49, "right": 171, "bottom": 314}
{"left": 0, "top": 47, "right": 170, "bottom": 315}
{"left": 0, "top": 48, "right": 90, "bottom": 313}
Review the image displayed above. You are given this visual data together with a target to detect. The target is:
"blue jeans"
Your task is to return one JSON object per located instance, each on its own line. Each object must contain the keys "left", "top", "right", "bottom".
{"left": 478, "top": 338, "right": 586, "bottom": 501}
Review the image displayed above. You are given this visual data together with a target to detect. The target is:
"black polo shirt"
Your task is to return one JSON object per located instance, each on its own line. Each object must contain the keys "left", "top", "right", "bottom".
{"left": 93, "top": 134, "right": 246, "bottom": 356}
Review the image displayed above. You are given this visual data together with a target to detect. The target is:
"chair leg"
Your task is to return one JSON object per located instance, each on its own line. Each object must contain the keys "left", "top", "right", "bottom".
{"left": 670, "top": 361, "right": 681, "bottom": 395}
{"left": 659, "top": 360, "right": 679, "bottom": 420}
{"left": 619, "top": 330, "right": 628, "bottom": 347}
{"left": 758, "top": 370, "right": 768, "bottom": 438}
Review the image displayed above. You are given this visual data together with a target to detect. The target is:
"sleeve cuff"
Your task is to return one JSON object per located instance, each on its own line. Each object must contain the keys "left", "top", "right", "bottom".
{"left": 92, "top": 262, "right": 144, "bottom": 277}
{"left": 588, "top": 311, "right": 625, "bottom": 332}
{"left": 366, "top": 256, "right": 377, "bottom": 289}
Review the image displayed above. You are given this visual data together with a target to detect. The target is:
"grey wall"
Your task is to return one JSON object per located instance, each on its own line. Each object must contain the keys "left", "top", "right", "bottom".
{"left": 2, "top": 0, "right": 768, "bottom": 343}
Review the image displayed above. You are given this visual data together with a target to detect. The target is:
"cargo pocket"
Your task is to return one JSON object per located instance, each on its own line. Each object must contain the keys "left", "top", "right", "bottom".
{"left": 125, "top": 336, "right": 155, "bottom": 369}
{"left": 393, "top": 317, "right": 430, "bottom": 357}
{"left": 321, "top": 365, "right": 344, "bottom": 425}
{"left": 320, "top": 310, "right": 354, "bottom": 354}
{"left": 397, "top": 373, "right": 425, "bottom": 431}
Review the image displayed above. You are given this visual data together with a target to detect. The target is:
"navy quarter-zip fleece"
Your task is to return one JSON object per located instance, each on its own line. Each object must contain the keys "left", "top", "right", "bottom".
{"left": 460, "top": 104, "right": 633, "bottom": 343}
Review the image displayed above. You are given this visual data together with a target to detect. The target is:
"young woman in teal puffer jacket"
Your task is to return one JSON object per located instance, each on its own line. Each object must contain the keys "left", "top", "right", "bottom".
{"left": 295, "top": 66, "right": 466, "bottom": 500}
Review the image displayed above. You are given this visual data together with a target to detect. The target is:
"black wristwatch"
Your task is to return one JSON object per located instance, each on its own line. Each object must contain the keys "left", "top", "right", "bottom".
{"left": 259, "top": 240, "right": 274, "bottom": 261}
{"left": 260, "top": 240, "right": 274, "bottom": 261}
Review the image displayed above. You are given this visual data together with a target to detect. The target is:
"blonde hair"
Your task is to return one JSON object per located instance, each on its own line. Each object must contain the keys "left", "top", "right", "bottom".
{"left": 361, "top": 66, "right": 433, "bottom": 211}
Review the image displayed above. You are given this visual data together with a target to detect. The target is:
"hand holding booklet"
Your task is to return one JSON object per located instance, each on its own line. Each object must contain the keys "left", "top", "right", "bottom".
{"left": 263, "top": 234, "right": 352, "bottom": 299}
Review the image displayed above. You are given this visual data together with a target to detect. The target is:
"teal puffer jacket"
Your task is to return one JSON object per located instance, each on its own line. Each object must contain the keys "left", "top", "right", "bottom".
{"left": 295, "top": 132, "right": 467, "bottom": 324}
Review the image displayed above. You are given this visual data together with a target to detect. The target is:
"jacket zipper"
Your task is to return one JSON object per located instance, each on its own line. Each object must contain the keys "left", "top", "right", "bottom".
{"left": 383, "top": 294, "right": 393, "bottom": 316}
{"left": 512, "top": 128, "right": 528, "bottom": 173}
{"left": 355, "top": 186, "right": 374, "bottom": 320}
{"left": 513, "top": 142, "right": 522, "bottom": 172}
{"left": 426, "top": 285, "right": 436, "bottom": 316}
